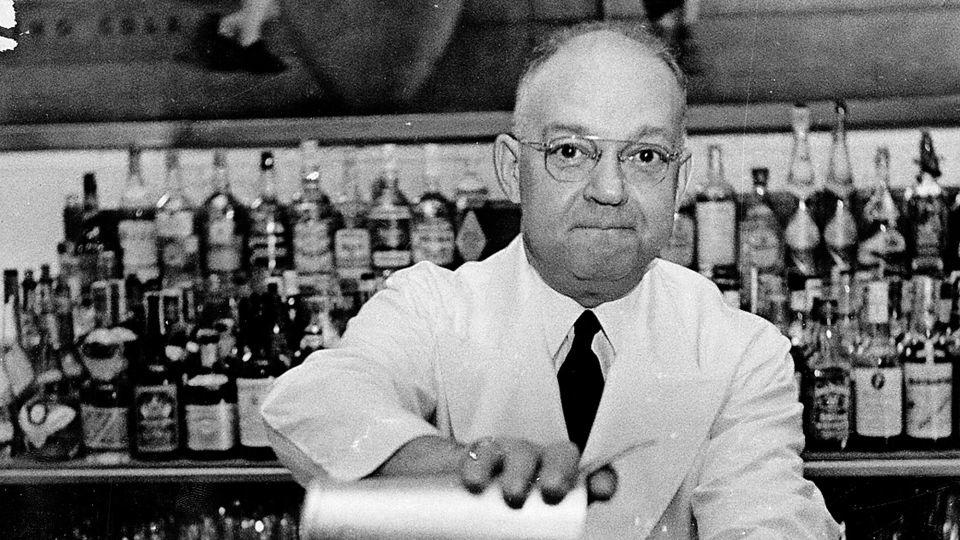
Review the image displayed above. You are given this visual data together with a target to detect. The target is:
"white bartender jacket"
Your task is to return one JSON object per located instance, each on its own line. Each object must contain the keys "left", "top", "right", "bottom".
{"left": 261, "top": 236, "right": 841, "bottom": 539}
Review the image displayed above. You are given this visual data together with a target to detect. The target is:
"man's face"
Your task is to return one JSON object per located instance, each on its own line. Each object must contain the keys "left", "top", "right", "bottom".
{"left": 504, "top": 31, "right": 685, "bottom": 306}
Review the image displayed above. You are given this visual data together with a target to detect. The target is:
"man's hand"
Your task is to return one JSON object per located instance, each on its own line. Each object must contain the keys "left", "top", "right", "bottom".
{"left": 371, "top": 435, "right": 617, "bottom": 508}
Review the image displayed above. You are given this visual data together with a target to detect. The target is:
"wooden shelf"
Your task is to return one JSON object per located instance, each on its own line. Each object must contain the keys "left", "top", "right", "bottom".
{"left": 804, "top": 451, "right": 960, "bottom": 479}
{"left": 0, "top": 457, "right": 292, "bottom": 484}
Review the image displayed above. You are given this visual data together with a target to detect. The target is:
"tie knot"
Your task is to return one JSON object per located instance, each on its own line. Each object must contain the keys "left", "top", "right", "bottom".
{"left": 573, "top": 310, "right": 601, "bottom": 340}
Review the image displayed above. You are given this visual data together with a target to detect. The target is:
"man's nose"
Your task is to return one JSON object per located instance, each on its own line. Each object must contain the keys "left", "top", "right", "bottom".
{"left": 583, "top": 153, "right": 627, "bottom": 205}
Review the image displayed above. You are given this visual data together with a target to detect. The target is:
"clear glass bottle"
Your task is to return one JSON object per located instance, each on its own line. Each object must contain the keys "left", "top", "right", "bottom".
{"left": 659, "top": 183, "right": 696, "bottom": 268}
{"left": 802, "top": 298, "right": 851, "bottom": 451}
{"left": 823, "top": 102, "right": 858, "bottom": 277}
{"left": 907, "top": 131, "right": 947, "bottom": 276}
{"left": 118, "top": 145, "right": 159, "bottom": 284}
{"left": 453, "top": 156, "right": 490, "bottom": 264}
{"left": 334, "top": 148, "right": 373, "bottom": 283}
{"left": 368, "top": 144, "right": 412, "bottom": 272}
{"left": 156, "top": 150, "right": 199, "bottom": 289}
{"left": 851, "top": 279, "right": 902, "bottom": 449}
{"left": 411, "top": 144, "right": 456, "bottom": 267}
{"left": 201, "top": 150, "right": 248, "bottom": 282}
{"left": 249, "top": 151, "right": 292, "bottom": 287}
{"left": 901, "top": 275, "right": 953, "bottom": 447}
{"left": 858, "top": 147, "right": 908, "bottom": 280}
{"left": 292, "top": 141, "right": 338, "bottom": 293}
{"left": 739, "top": 167, "right": 784, "bottom": 275}
{"left": 785, "top": 104, "right": 819, "bottom": 202}
{"left": 75, "top": 172, "right": 109, "bottom": 291}
{"left": 694, "top": 145, "right": 737, "bottom": 277}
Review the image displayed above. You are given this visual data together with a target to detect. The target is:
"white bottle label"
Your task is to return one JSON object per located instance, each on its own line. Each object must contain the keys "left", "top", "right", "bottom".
{"left": 695, "top": 200, "right": 736, "bottom": 270}
{"left": 335, "top": 228, "right": 372, "bottom": 278}
{"left": 295, "top": 219, "right": 333, "bottom": 274}
{"left": 412, "top": 219, "right": 455, "bottom": 265}
{"left": 207, "top": 218, "right": 241, "bottom": 271}
{"left": 904, "top": 362, "right": 952, "bottom": 440}
{"left": 853, "top": 366, "right": 903, "bottom": 437}
{"left": 134, "top": 384, "right": 179, "bottom": 453}
{"left": 186, "top": 400, "right": 237, "bottom": 451}
{"left": 81, "top": 404, "right": 129, "bottom": 450}
{"left": 119, "top": 220, "right": 159, "bottom": 279}
{"left": 156, "top": 211, "right": 193, "bottom": 239}
{"left": 236, "top": 377, "right": 275, "bottom": 448}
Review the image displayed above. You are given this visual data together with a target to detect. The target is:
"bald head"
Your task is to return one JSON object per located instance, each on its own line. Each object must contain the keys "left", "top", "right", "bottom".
{"left": 513, "top": 22, "right": 687, "bottom": 140}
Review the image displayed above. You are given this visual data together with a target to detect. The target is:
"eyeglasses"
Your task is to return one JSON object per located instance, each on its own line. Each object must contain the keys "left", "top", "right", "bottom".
{"left": 513, "top": 134, "right": 687, "bottom": 186}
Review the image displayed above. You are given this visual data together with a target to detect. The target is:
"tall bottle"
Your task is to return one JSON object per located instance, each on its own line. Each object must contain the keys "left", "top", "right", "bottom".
{"left": 857, "top": 147, "right": 908, "bottom": 280}
{"left": 79, "top": 328, "right": 132, "bottom": 458}
{"left": 334, "top": 149, "right": 373, "bottom": 283}
{"left": 75, "top": 172, "right": 110, "bottom": 291}
{"left": 453, "top": 156, "right": 490, "bottom": 264}
{"left": 202, "top": 150, "right": 248, "bottom": 283}
{"left": 694, "top": 145, "right": 737, "bottom": 278}
{"left": 411, "top": 144, "right": 456, "bottom": 268}
{"left": 822, "top": 101, "right": 858, "bottom": 277}
{"left": 235, "top": 295, "right": 281, "bottom": 460}
{"left": 131, "top": 293, "right": 181, "bottom": 460}
{"left": 902, "top": 275, "right": 953, "bottom": 447}
{"left": 785, "top": 104, "right": 823, "bottom": 280}
{"left": 851, "top": 279, "right": 902, "bottom": 449}
{"left": 368, "top": 144, "right": 412, "bottom": 272}
{"left": 907, "top": 131, "right": 947, "bottom": 276}
{"left": 292, "top": 141, "right": 338, "bottom": 293}
{"left": 249, "top": 151, "right": 292, "bottom": 288}
{"left": 182, "top": 320, "right": 238, "bottom": 459}
{"left": 802, "top": 298, "right": 851, "bottom": 450}
{"left": 156, "top": 150, "right": 199, "bottom": 289}
{"left": 659, "top": 181, "right": 696, "bottom": 268}
{"left": 117, "top": 146, "right": 160, "bottom": 284}
{"left": 738, "top": 167, "right": 784, "bottom": 315}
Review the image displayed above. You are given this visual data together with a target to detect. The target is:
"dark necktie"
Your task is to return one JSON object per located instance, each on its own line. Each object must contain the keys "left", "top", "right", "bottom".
{"left": 557, "top": 310, "right": 604, "bottom": 454}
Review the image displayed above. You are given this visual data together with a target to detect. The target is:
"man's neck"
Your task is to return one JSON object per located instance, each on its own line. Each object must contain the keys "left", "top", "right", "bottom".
{"left": 522, "top": 242, "right": 650, "bottom": 308}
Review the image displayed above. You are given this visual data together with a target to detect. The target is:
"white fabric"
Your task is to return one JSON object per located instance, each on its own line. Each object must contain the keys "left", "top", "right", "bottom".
{"left": 261, "top": 235, "right": 840, "bottom": 539}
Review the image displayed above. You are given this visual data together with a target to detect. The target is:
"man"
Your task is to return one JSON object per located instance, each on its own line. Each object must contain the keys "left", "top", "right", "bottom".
{"left": 262, "top": 21, "right": 840, "bottom": 538}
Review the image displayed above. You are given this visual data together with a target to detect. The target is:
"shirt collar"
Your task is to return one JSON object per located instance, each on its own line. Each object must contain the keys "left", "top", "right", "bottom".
{"left": 517, "top": 238, "right": 655, "bottom": 360}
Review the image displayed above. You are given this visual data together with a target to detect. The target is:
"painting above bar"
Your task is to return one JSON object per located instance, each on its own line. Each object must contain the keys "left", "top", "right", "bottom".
{"left": 1, "top": 0, "right": 959, "bottom": 126}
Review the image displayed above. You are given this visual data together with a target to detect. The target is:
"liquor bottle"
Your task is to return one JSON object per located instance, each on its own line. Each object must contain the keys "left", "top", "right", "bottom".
{"left": 858, "top": 147, "right": 908, "bottom": 280}
{"left": 368, "top": 144, "right": 413, "bottom": 272}
{"left": 411, "top": 144, "right": 456, "bottom": 267}
{"left": 786, "top": 198, "right": 822, "bottom": 281}
{"left": 292, "top": 141, "right": 338, "bottom": 294}
{"left": 75, "top": 172, "right": 109, "bottom": 291}
{"left": 694, "top": 145, "right": 737, "bottom": 278}
{"left": 201, "top": 150, "right": 247, "bottom": 283}
{"left": 659, "top": 181, "right": 696, "bottom": 268}
{"left": 63, "top": 193, "right": 83, "bottom": 249}
{"left": 182, "top": 321, "right": 238, "bottom": 459}
{"left": 802, "top": 298, "right": 851, "bottom": 450}
{"left": 261, "top": 282, "right": 293, "bottom": 369}
{"left": 156, "top": 150, "right": 199, "bottom": 288}
{"left": 738, "top": 167, "right": 784, "bottom": 316}
{"left": 1, "top": 270, "right": 32, "bottom": 455}
{"left": 902, "top": 275, "right": 953, "bottom": 447}
{"left": 249, "top": 151, "right": 292, "bottom": 287}
{"left": 907, "top": 131, "right": 947, "bottom": 276}
{"left": 787, "top": 275, "right": 815, "bottom": 401}
{"left": 334, "top": 148, "right": 373, "bottom": 282}
{"left": 117, "top": 146, "right": 159, "bottom": 283}
{"left": 823, "top": 103, "right": 858, "bottom": 277}
{"left": 79, "top": 330, "right": 131, "bottom": 458}
{"left": 131, "top": 293, "right": 181, "bottom": 460}
{"left": 235, "top": 296, "right": 281, "bottom": 460}
{"left": 16, "top": 328, "right": 83, "bottom": 461}
{"left": 851, "top": 279, "right": 902, "bottom": 449}
{"left": 453, "top": 156, "right": 490, "bottom": 264}
{"left": 785, "top": 104, "right": 819, "bottom": 206}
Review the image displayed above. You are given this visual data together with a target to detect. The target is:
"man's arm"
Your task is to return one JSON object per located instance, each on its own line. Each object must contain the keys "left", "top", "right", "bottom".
{"left": 691, "top": 325, "right": 841, "bottom": 539}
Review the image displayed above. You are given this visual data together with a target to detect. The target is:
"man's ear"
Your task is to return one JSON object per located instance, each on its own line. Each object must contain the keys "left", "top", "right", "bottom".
{"left": 493, "top": 134, "right": 522, "bottom": 204}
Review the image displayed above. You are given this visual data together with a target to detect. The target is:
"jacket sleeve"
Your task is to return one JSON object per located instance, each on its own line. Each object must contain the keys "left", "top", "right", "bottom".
{"left": 260, "top": 266, "right": 444, "bottom": 485}
{"left": 691, "top": 324, "right": 842, "bottom": 539}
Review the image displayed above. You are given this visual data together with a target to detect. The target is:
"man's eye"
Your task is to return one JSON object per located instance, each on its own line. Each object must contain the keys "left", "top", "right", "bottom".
{"left": 628, "top": 147, "right": 664, "bottom": 165}
{"left": 553, "top": 144, "right": 585, "bottom": 160}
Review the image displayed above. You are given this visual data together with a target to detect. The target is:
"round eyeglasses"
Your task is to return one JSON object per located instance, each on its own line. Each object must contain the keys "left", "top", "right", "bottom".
{"left": 513, "top": 134, "right": 687, "bottom": 186}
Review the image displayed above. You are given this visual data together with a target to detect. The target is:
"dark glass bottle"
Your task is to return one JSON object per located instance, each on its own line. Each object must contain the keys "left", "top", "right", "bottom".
{"left": 235, "top": 303, "right": 281, "bottom": 461}
{"left": 411, "top": 144, "right": 456, "bottom": 268}
{"left": 369, "top": 144, "right": 413, "bottom": 272}
{"left": 857, "top": 147, "right": 908, "bottom": 280}
{"left": 907, "top": 131, "right": 947, "bottom": 276}
{"left": 182, "top": 322, "right": 238, "bottom": 459}
{"left": 201, "top": 150, "right": 248, "bottom": 284}
{"left": 131, "top": 296, "right": 181, "bottom": 460}
{"left": 75, "top": 172, "right": 109, "bottom": 292}
{"left": 802, "top": 299, "right": 851, "bottom": 451}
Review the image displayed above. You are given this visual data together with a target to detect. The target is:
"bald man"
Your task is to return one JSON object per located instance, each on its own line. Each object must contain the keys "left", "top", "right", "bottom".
{"left": 262, "top": 21, "right": 840, "bottom": 538}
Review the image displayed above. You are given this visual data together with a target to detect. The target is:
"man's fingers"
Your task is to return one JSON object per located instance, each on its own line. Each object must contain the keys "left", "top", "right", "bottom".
{"left": 460, "top": 439, "right": 501, "bottom": 494}
{"left": 499, "top": 441, "right": 542, "bottom": 509}
{"left": 587, "top": 466, "right": 618, "bottom": 504}
{"left": 538, "top": 442, "right": 580, "bottom": 505}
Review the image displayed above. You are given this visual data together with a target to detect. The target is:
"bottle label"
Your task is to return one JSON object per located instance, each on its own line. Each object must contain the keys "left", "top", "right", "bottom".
{"left": 236, "top": 377, "right": 275, "bottom": 448}
{"left": 156, "top": 211, "right": 193, "bottom": 239}
{"left": 455, "top": 210, "right": 486, "bottom": 262}
{"left": 739, "top": 215, "right": 781, "bottom": 270}
{"left": 904, "top": 362, "right": 952, "bottom": 440}
{"left": 913, "top": 209, "right": 944, "bottom": 270}
{"left": 694, "top": 201, "right": 736, "bottom": 270}
{"left": 853, "top": 366, "right": 902, "bottom": 438}
{"left": 134, "top": 384, "right": 179, "bottom": 453}
{"left": 186, "top": 401, "right": 237, "bottom": 451}
{"left": 119, "top": 220, "right": 159, "bottom": 279}
{"left": 660, "top": 212, "right": 695, "bottom": 267}
{"left": 81, "top": 404, "right": 129, "bottom": 450}
{"left": 809, "top": 378, "right": 850, "bottom": 442}
{"left": 370, "top": 215, "right": 411, "bottom": 269}
{"left": 295, "top": 219, "right": 334, "bottom": 274}
{"left": 335, "top": 228, "right": 372, "bottom": 278}
{"left": 412, "top": 219, "right": 455, "bottom": 265}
